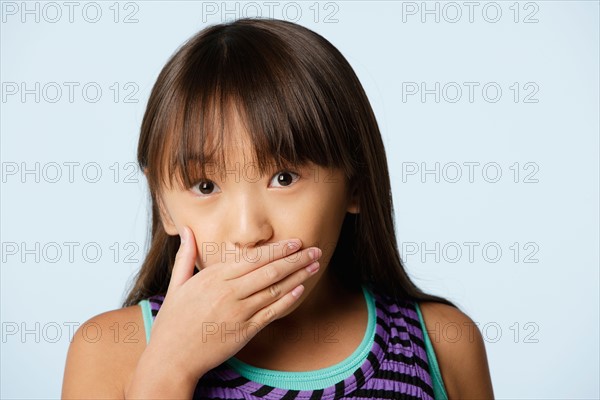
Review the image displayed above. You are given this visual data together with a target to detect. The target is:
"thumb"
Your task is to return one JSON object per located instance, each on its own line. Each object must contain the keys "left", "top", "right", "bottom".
{"left": 168, "top": 226, "right": 197, "bottom": 290}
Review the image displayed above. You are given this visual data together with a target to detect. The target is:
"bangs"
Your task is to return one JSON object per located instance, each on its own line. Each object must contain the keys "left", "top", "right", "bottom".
{"left": 139, "top": 19, "right": 361, "bottom": 195}
{"left": 163, "top": 92, "right": 313, "bottom": 191}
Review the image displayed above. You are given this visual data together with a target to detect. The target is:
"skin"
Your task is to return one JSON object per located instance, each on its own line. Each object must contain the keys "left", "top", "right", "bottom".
{"left": 62, "top": 112, "right": 494, "bottom": 398}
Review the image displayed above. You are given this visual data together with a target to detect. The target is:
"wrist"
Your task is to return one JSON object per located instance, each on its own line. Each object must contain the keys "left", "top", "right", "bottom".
{"left": 124, "top": 345, "right": 201, "bottom": 399}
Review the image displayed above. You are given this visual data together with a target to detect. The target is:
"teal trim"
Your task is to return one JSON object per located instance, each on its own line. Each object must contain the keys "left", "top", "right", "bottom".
{"left": 138, "top": 299, "right": 153, "bottom": 345}
{"left": 414, "top": 302, "right": 449, "bottom": 400}
{"left": 224, "top": 285, "right": 376, "bottom": 390}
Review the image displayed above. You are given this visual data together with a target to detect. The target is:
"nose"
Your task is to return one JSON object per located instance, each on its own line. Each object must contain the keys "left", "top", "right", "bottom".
{"left": 227, "top": 190, "right": 273, "bottom": 250}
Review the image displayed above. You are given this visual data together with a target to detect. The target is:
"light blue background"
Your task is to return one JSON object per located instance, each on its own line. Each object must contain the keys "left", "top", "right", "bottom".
{"left": 1, "top": 1, "right": 598, "bottom": 398}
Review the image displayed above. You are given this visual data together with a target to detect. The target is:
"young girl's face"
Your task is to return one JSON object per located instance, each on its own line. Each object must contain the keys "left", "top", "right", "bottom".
{"left": 154, "top": 111, "right": 359, "bottom": 313}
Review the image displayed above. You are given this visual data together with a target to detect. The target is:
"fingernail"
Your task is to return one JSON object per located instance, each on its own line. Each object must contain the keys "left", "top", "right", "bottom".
{"left": 291, "top": 285, "right": 304, "bottom": 297}
{"left": 308, "top": 248, "right": 322, "bottom": 260}
{"left": 287, "top": 240, "right": 301, "bottom": 251}
{"left": 179, "top": 227, "right": 187, "bottom": 244}
{"left": 306, "top": 261, "right": 320, "bottom": 274}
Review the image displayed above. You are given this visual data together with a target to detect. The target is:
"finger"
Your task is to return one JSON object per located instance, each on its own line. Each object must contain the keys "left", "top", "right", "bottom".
{"left": 224, "top": 238, "right": 303, "bottom": 280}
{"left": 244, "top": 258, "right": 319, "bottom": 314}
{"left": 236, "top": 246, "right": 321, "bottom": 299}
{"left": 244, "top": 284, "right": 305, "bottom": 337}
{"left": 168, "top": 226, "right": 198, "bottom": 291}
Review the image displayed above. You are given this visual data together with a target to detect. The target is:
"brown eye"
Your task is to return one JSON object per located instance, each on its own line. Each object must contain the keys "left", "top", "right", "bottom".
{"left": 198, "top": 181, "right": 213, "bottom": 194}
{"left": 193, "top": 180, "right": 220, "bottom": 196}
{"left": 270, "top": 171, "right": 299, "bottom": 188}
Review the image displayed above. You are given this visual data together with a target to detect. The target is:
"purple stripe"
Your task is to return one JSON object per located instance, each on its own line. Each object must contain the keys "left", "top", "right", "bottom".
{"left": 237, "top": 380, "right": 268, "bottom": 394}
{"left": 403, "top": 306, "right": 420, "bottom": 321}
{"left": 320, "top": 386, "right": 337, "bottom": 397}
{"left": 364, "top": 378, "right": 427, "bottom": 396}
{"left": 340, "top": 373, "right": 359, "bottom": 393}
{"left": 379, "top": 359, "right": 433, "bottom": 385}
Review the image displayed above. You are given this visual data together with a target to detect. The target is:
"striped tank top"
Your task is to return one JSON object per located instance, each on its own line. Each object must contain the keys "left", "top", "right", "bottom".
{"left": 138, "top": 285, "right": 449, "bottom": 399}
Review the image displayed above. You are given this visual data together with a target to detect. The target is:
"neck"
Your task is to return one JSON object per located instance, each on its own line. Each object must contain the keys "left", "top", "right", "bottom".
{"left": 255, "top": 270, "right": 360, "bottom": 339}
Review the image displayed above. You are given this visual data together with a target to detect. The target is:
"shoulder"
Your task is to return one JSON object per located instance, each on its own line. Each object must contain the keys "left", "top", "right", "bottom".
{"left": 62, "top": 304, "right": 147, "bottom": 399}
{"left": 417, "top": 301, "right": 495, "bottom": 399}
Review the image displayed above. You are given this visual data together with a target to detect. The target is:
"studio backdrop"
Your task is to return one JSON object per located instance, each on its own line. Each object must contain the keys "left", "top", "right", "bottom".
{"left": 1, "top": 1, "right": 598, "bottom": 398}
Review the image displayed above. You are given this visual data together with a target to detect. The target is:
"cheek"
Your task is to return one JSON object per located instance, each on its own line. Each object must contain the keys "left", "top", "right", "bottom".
{"left": 189, "top": 227, "right": 221, "bottom": 270}
{"left": 283, "top": 195, "right": 347, "bottom": 263}
{"left": 192, "top": 232, "right": 218, "bottom": 259}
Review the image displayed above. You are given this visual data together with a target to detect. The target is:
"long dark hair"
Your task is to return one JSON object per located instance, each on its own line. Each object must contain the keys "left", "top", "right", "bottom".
{"left": 122, "top": 17, "right": 457, "bottom": 309}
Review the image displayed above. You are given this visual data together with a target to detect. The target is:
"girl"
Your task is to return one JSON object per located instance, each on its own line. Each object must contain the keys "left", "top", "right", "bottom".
{"left": 62, "top": 18, "right": 494, "bottom": 399}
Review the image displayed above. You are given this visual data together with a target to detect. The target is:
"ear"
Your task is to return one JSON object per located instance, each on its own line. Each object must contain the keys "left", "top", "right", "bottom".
{"left": 346, "top": 179, "right": 360, "bottom": 214}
